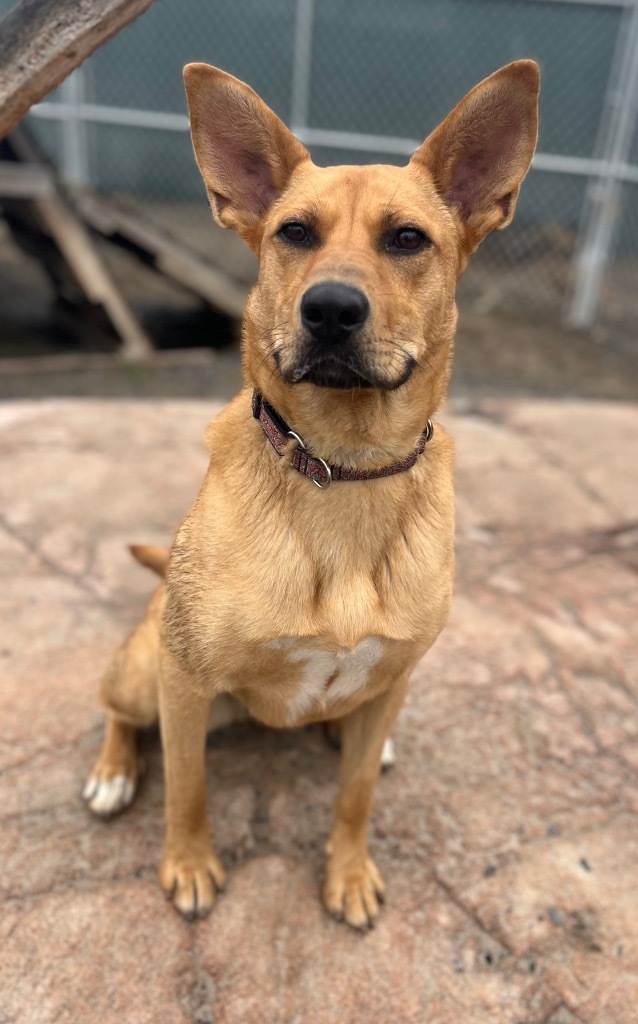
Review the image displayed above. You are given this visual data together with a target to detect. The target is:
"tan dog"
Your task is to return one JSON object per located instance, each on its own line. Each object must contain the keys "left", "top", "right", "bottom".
{"left": 84, "top": 61, "right": 539, "bottom": 929}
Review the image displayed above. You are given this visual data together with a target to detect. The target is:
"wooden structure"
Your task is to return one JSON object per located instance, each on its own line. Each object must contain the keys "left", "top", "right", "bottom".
{"left": 0, "top": 0, "right": 250, "bottom": 361}
{"left": 0, "top": 0, "right": 158, "bottom": 141}
{"left": 1, "top": 127, "right": 155, "bottom": 360}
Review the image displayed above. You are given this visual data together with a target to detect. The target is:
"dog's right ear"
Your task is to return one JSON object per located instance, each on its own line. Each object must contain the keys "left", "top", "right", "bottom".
{"left": 184, "top": 64, "right": 310, "bottom": 244}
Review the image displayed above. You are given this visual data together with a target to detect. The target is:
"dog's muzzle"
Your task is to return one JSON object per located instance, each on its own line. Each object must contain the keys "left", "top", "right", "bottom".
{"left": 276, "top": 280, "right": 416, "bottom": 390}
{"left": 292, "top": 281, "right": 375, "bottom": 389}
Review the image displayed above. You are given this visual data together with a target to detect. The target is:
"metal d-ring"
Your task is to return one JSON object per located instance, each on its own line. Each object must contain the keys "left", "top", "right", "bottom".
{"left": 287, "top": 429, "right": 306, "bottom": 450}
{"left": 288, "top": 429, "right": 332, "bottom": 488}
{"left": 424, "top": 419, "right": 434, "bottom": 443}
{"left": 311, "top": 458, "right": 332, "bottom": 489}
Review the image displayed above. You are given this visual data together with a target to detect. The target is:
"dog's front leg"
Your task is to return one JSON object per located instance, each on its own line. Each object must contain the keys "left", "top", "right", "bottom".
{"left": 324, "top": 675, "right": 409, "bottom": 930}
{"left": 158, "top": 646, "right": 226, "bottom": 918}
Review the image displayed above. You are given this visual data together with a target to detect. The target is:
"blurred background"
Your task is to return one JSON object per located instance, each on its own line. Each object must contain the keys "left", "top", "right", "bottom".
{"left": 1, "top": 0, "right": 637, "bottom": 400}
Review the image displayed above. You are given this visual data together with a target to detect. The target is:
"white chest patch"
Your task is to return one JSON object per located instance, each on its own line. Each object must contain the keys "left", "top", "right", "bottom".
{"left": 267, "top": 637, "right": 384, "bottom": 724}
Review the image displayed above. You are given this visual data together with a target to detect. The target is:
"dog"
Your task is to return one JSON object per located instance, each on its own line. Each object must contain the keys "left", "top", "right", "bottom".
{"left": 83, "top": 60, "right": 539, "bottom": 929}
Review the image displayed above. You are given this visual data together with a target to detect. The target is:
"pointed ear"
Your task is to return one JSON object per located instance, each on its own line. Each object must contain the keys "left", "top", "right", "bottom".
{"left": 183, "top": 63, "right": 310, "bottom": 242}
{"left": 411, "top": 61, "right": 539, "bottom": 253}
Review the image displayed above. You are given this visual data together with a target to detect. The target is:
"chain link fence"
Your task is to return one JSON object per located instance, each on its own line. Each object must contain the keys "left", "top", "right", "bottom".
{"left": 6, "top": 0, "right": 638, "bottom": 332}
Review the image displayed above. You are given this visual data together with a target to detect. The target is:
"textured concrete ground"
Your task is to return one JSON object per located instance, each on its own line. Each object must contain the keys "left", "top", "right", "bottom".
{"left": 1, "top": 395, "right": 637, "bottom": 1024}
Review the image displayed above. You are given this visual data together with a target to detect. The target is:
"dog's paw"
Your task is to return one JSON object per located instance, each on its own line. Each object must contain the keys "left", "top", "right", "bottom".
{"left": 83, "top": 772, "right": 137, "bottom": 816}
{"left": 159, "top": 846, "right": 227, "bottom": 919}
{"left": 83, "top": 723, "right": 141, "bottom": 818}
{"left": 83, "top": 754, "right": 141, "bottom": 817}
{"left": 323, "top": 854, "right": 385, "bottom": 930}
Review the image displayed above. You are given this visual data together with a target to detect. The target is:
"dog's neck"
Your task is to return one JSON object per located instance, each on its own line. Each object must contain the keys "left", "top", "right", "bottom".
{"left": 244, "top": 332, "right": 453, "bottom": 471}
{"left": 252, "top": 390, "right": 433, "bottom": 486}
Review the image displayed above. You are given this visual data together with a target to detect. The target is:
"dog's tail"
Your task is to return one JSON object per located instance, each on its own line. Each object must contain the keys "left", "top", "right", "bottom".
{"left": 129, "top": 544, "right": 170, "bottom": 578}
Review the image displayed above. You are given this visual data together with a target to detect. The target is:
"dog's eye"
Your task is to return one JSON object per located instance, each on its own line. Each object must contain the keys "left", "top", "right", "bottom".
{"left": 392, "top": 228, "right": 428, "bottom": 252}
{"left": 281, "top": 222, "right": 309, "bottom": 244}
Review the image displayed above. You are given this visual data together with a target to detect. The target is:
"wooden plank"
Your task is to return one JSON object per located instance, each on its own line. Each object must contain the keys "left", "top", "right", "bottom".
{"left": 0, "top": 0, "right": 158, "bottom": 139}
{"left": 76, "top": 192, "right": 250, "bottom": 319}
{"left": 0, "top": 347, "right": 215, "bottom": 376}
{"left": 35, "top": 193, "right": 154, "bottom": 360}
{"left": 0, "top": 161, "right": 54, "bottom": 197}
{"left": 132, "top": 199, "right": 258, "bottom": 286}
{"left": 4, "top": 128, "right": 154, "bottom": 361}
{"left": 158, "top": 248, "right": 248, "bottom": 319}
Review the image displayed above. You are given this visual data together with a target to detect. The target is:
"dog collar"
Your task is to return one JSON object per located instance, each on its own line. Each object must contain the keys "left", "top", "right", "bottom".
{"left": 252, "top": 389, "right": 433, "bottom": 489}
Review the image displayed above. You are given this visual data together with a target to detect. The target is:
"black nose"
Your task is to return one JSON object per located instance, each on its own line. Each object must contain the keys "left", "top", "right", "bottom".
{"left": 300, "top": 282, "right": 370, "bottom": 342}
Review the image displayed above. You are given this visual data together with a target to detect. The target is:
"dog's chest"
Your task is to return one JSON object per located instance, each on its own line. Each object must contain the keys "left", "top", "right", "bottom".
{"left": 265, "top": 636, "right": 384, "bottom": 724}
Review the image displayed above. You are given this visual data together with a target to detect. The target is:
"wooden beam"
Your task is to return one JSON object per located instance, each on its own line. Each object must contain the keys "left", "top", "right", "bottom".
{"left": 0, "top": 0, "right": 158, "bottom": 140}
{"left": 4, "top": 128, "right": 154, "bottom": 361}
{"left": 0, "top": 161, "right": 54, "bottom": 197}
{"left": 76, "top": 192, "right": 250, "bottom": 320}
{"left": 0, "top": 348, "right": 216, "bottom": 376}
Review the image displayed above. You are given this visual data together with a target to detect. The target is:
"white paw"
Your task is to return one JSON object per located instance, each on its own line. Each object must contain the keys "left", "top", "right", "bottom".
{"left": 83, "top": 774, "right": 136, "bottom": 816}
{"left": 380, "top": 737, "right": 396, "bottom": 771}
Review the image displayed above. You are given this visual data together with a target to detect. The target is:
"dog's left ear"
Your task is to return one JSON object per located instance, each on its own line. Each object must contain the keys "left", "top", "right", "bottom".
{"left": 411, "top": 61, "right": 539, "bottom": 253}
{"left": 184, "top": 63, "right": 310, "bottom": 244}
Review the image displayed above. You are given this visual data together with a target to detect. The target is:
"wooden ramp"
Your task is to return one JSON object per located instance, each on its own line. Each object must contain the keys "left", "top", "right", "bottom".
{"left": 74, "top": 192, "right": 251, "bottom": 321}
{"left": 1, "top": 128, "right": 154, "bottom": 361}
{"left": 0, "top": 128, "right": 253, "bottom": 361}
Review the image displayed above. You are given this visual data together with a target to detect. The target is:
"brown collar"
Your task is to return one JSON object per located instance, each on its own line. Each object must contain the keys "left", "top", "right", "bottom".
{"left": 252, "top": 390, "right": 433, "bottom": 489}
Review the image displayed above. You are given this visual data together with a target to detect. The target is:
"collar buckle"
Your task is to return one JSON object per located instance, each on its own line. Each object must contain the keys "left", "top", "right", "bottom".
{"left": 287, "top": 429, "right": 332, "bottom": 488}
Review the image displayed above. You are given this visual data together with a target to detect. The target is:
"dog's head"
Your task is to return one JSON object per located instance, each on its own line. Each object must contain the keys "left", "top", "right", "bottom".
{"left": 184, "top": 61, "right": 538, "bottom": 427}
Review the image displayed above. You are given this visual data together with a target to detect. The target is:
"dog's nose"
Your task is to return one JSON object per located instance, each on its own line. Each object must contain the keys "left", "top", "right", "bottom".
{"left": 300, "top": 282, "right": 369, "bottom": 341}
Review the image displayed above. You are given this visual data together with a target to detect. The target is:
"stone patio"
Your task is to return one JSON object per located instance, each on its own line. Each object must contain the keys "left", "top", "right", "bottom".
{"left": 1, "top": 395, "right": 637, "bottom": 1024}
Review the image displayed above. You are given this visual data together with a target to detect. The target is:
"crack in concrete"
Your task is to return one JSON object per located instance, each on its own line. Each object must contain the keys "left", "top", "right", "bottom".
{"left": 458, "top": 522, "right": 637, "bottom": 584}
{"left": 0, "top": 725, "right": 103, "bottom": 781}
{"left": 542, "top": 1003, "right": 586, "bottom": 1024}
{"left": 501, "top": 416, "right": 621, "bottom": 523}
{"left": 531, "top": 621, "right": 638, "bottom": 782}
{"left": 0, "top": 866, "right": 159, "bottom": 908}
{"left": 0, "top": 511, "right": 113, "bottom": 609}
{"left": 184, "top": 943, "right": 217, "bottom": 1024}
{"left": 432, "top": 872, "right": 516, "bottom": 957}
{"left": 432, "top": 876, "right": 579, "bottom": 1024}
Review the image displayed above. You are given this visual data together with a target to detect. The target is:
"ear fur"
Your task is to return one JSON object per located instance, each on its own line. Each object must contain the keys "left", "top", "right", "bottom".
{"left": 411, "top": 61, "right": 540, "bottom": 252}
{"left": 183, "top": 63, "right": 310, "bottom": 243}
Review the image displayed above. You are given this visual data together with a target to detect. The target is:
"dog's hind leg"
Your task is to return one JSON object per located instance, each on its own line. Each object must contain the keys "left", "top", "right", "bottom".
{"left": 324, "top": 720, "right": 396, "bottom": 772}
{"left": 83, "top": 717, "right": 139, "bottom": 815}
{"left": 83, "top": 584, "right": 164, "bottom": 817}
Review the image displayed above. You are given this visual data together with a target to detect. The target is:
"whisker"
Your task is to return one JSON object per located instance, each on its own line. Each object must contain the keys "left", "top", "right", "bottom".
{"left": 380, "top": 335, "right": 439, "bottom": 377}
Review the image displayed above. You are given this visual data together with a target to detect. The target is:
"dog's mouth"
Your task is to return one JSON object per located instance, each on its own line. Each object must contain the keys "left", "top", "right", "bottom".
{"left": 275, "top": 347, "right": 416, "bottom": 392}
{"left": 288, "top": 356, "right": 376, "bottom": 390}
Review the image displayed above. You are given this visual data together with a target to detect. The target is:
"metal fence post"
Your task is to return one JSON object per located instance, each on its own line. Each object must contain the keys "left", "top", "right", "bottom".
{"left": 59, "top": 68, "right": 90, "bottom": 186}
{"left": 290, "top": 0, "right": 315, "bottom": 133}
{"left": 568, "top": 0, "right": 638, "bottom": 327}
